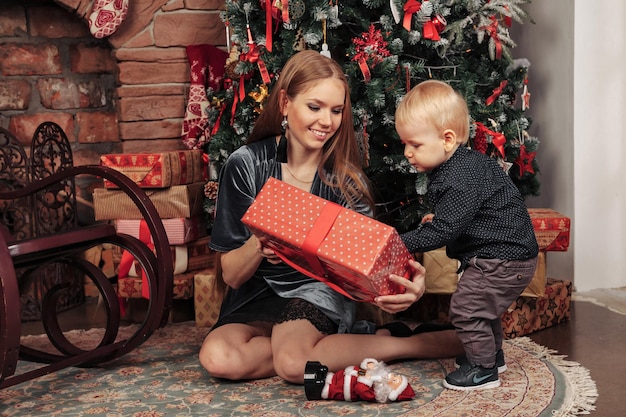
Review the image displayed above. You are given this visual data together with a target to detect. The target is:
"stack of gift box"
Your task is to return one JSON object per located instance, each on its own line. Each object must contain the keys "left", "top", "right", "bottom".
{"left": 402, "top": 208, "right": 572, "bottom": 339}
{"left": 92, "top": 150, "right": 217, "bottom": 322}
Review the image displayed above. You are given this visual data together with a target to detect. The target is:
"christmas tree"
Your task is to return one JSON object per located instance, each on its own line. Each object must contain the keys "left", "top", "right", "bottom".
{"left": 199, "top": 0, "right": 540, "bottom": 232}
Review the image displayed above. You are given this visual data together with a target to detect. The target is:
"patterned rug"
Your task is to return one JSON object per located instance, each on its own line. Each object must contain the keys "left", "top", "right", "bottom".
{"left": 1, "top": 322, "right": 597, "bottom": 416}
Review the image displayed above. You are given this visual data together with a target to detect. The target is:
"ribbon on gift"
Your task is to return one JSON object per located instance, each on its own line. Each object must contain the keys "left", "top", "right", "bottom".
{"left": 402, "top": 0, "right": 422, "bottom": 31}
{"left": 268, "top": 201, "right": 409, "bottom": 302}
{"left": 118, "top": 220, "right": 153, "bottom": 300}
{"left": 271, "top": 203, "right": 357, "bottom": 299}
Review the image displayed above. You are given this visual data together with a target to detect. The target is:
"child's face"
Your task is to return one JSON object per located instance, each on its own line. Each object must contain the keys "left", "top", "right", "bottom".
{"left": 397, "top": 119, "right": 450, "bottom": 173}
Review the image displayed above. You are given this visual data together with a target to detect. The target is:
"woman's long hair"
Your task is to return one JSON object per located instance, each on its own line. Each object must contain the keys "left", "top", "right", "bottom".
{"left": 248, "top": 50, "right": 374, "bottom": 211}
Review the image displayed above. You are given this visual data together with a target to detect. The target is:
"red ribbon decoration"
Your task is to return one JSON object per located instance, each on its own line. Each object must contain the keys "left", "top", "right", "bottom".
{"left": 486, "top": 80, "right": 508, "bottom": 105}
{"left": 118, "top": 220, "right": 154, "bottom": 300}
{"left": 211, "top": 102, "right": 226, "bottom": 135}
{"left": 483, "top": 16, "right": 503, "bottom": 59}
{"left": 503, "top": 6, "right": 512, "bottom": 27}
{"left": 403, "top": 0, "right": 421, "bottom": 31}
{"left": 423, "top": 20, "right": 440, "bottom": 41}
{"left": 491, "top": 132, "right": 506, "bottom": 159}
{"left": 230, "top": 77, "right": 246, "bottom": 125}
{"left": 282, "top": 0, "right": 290, "bottom": 24}
{"left": 358, "top": 58, "right": 372, "bottom": 82}
{"left": 243, "top": 45, "right": 271, "bottom": 85}
{"left": 475, "top": 121, "right": 506, "bottom": 158}
{"left": 265, "top": 0, "right": 272, "bottom": 52}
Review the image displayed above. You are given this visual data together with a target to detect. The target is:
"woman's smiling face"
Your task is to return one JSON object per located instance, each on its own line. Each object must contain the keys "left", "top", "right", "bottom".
{"left": 283, "top": 78, "right": 345, "bottom": 152}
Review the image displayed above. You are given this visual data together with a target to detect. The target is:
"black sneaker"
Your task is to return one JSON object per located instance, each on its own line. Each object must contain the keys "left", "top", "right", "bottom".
{"left": 455, "top": 349, "right": 507, "bottom": 373}
{"left": 443, "top": 364, "right": 500, "bottom": 391}
{"left": 304, "top": 361, "right": 328, "bottom": 400}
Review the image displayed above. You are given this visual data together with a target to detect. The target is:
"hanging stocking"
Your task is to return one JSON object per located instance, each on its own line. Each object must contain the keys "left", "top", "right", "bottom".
{"left": 182, "top": 45, "right": 228, "bottom": 150}
{"left": 88, "top": 0, "right": 129, "bottom": 39}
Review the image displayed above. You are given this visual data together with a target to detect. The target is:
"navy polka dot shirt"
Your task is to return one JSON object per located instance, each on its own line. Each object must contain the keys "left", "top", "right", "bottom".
{"left": 400, "top": 146, "right": 539, "bottom": 271}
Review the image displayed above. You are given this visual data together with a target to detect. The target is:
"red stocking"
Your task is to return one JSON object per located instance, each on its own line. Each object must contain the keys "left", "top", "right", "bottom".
{"left": 182, "top": 45, "right": 228, "bottom": 150}
{"left": 88, "top": 0, "right": 129, "bottom": 39}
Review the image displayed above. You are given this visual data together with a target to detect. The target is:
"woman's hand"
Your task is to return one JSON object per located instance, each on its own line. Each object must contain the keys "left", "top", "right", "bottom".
{"left": 255, "top": 235, "right": 282, "bottom": 265}
{"left": 373, "top": 259, "right": 426, "bottom": 314}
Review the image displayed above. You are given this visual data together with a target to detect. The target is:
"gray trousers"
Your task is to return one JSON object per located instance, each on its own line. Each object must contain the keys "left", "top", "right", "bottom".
{"left": 448, "top": 256, "right": 538, "bottom": 368}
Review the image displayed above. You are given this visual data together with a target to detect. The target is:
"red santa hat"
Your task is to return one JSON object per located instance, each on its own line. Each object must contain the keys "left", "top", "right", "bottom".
{"left": 386, "top": 375, "right": 415, "bottom": 402}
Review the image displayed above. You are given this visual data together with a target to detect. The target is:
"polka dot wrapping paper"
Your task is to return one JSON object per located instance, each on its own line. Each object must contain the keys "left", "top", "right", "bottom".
{"left": 241, "top": 178, "right": 413, "bottom": 302}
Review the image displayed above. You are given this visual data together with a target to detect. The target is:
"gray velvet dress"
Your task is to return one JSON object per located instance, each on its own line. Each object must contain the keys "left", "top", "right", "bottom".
{"left": 208, "top": 137, "right": 373, "bottom": 334}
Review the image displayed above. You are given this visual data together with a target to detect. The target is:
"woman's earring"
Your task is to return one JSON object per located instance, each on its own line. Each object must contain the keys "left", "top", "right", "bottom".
{"left": 281, "top": 116, "right": 288, "bottom": 132}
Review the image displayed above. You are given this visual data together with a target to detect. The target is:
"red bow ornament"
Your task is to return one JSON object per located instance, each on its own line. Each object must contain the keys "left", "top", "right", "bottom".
{"left": 403, "top": 0, "right": 422, "bottom": 31}
{"left": 486, "top": 80, "right": 508, "bottom": 106}
{"left": 482, "top": 16, "right": 503, "bottom": 59}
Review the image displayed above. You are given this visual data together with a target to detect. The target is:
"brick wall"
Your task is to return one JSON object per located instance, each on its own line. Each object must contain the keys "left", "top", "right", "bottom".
{"left": 0, "top": 0, "right": 225, "bottom": 165}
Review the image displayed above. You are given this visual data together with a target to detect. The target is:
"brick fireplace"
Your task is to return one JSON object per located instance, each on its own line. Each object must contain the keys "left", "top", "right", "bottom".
{"left": 0, "top": 0, "right": 226, "bottom": 166}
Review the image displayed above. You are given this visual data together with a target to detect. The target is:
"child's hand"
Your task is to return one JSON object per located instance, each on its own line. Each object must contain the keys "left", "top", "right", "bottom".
{"left": 373, "top": 259, "right": 426, "bottom": 314}
{"left": 421, "top": 213, "right": 434, "bottom": 224}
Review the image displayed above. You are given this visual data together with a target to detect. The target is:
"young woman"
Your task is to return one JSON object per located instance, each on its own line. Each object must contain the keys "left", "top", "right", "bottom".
{"left": 199, "top": 51, "right": 463, "bottom": 384}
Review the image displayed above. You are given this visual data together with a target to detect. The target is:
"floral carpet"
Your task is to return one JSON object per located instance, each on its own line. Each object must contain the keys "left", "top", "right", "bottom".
{"left": 1, "top": 322, "right": 597, "bottom": 416}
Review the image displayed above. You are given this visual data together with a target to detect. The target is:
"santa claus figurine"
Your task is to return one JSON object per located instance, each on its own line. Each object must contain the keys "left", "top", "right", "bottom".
{"left": 304, "top": 358, "right": 415, "bottom": 403}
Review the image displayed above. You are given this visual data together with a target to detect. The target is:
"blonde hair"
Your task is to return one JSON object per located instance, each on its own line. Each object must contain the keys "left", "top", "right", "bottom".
{"left": 395, "top": 80, "right": 470, "bottom": 144}
{"left": 248, "top": 50, "right": 374, "bottom": 211}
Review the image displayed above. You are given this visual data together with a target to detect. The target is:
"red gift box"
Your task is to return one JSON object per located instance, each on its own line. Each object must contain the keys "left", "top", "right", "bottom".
{"left": 241, "top": 178, "right": 412, "bottom": 302}
{"left": 528, "top": 208, "right": 570, "bottom": 251}
{"left": 101, "top": 150, "right": 207, "bottom": 189}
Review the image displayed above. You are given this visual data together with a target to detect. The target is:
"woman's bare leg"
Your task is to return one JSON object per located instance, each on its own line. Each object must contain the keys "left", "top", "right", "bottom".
{"left": 271, "top": 320, "right": 464, "bottom": 384}
{"left": 199, "top": 321, "right": 276, "bottom": 380}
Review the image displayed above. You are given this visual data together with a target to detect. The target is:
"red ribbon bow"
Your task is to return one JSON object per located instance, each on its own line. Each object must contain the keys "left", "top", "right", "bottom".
{"left": 483, "top": 16, "right": 503, "bottom": 59}
{"left": 403, "top": 0, "right": 422, "bottom": 31}
{"left": 486, "top": 80, "right": 508, "bottom": 105}
{"left": 475, "top": 121, "right": 506, "bottom": 158}
{"left": 423, "top": 20, "right": 440, "bottom": 41}
{"left": 118, "top": 220, "right": 153, "bottom": 300}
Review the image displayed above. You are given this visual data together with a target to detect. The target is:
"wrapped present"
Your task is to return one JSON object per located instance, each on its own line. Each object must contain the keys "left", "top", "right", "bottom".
{"left": 528, "top": 208, "right": 570, "bottom": 251}
{"left": 501, "top": 278, "right": 572, "bottom": 338}
{"left": 418, "top": 248, "right": 546, "bottom": 298}
{"left": 93, "top": 182, "right": 205, "bottom": 220}
{"left": 194, "top": 272, "right": 223, "bottom": 327}
{"left": 421, "top": 247, "right": 460, "bottom": 294}
{"left": 113, "top": 236, "right": 215, "bottom": 277}
{"left": 400, "top": 278, "right": 570, "bottom": 339}
{"left": 241, "top": 177, "right": 412, "bottom": 302}
{"left": 101, "top": 150, "right": 207, "bottom": 189}
{"left": 118, "top": 270, "right": 195, "bottom": 300}
{"left": 114, "top": 218, "right": 207, "bottom": 246}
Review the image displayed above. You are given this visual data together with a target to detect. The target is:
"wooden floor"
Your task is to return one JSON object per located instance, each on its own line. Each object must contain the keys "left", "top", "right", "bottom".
{"left": 20, "top": 298, "right": 624, "bottom": 416}
{"left": 529, "top": 300, "right": 626, "bottom": 417}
